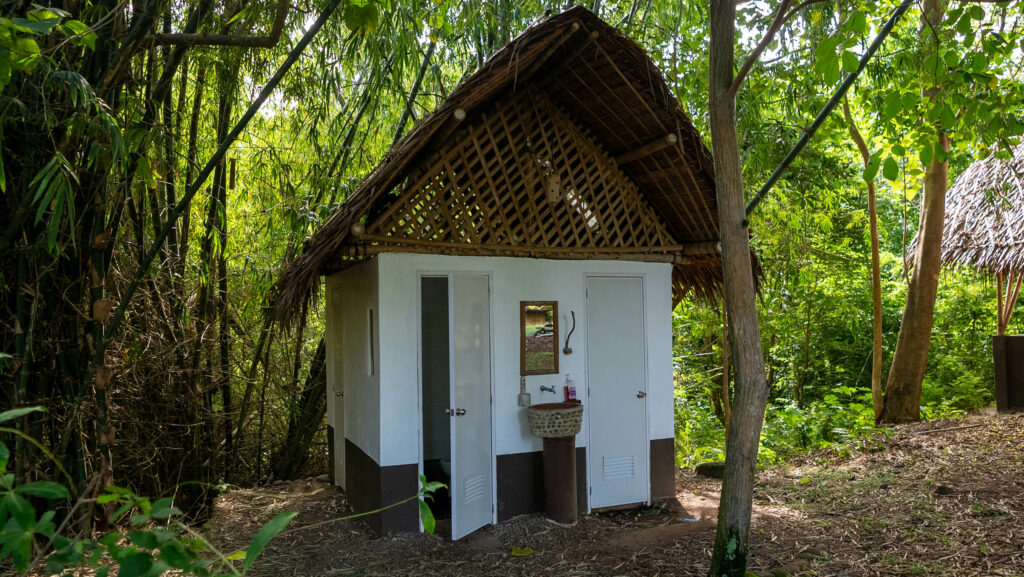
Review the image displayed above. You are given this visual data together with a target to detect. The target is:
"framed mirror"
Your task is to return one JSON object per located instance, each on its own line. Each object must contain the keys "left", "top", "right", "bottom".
{"left": 520, "top": 301, "right": 559, "bottom": 375}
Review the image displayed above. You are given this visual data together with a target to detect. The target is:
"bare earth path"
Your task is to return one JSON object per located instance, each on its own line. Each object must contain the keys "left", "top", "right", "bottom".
{"left": 205, "top": 410, "right": 1024, "bottom": 576}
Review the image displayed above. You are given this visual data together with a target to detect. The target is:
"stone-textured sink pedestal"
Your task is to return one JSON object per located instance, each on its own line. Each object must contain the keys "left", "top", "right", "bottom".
{"left": 527, "top": 402, "right": 583, "bottom": 524}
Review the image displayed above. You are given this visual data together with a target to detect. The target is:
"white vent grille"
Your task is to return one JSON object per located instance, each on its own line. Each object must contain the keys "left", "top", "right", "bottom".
{"left": 463, "top": 473, "right": 486, "bottom": 504}
{"left": 603, "top": 455, "right": 636, "bottom": 480}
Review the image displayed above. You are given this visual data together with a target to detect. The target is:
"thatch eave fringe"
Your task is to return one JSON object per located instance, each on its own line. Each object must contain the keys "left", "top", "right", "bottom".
{"left": 915, "top": 143, "right": 1024, "bottom": 278}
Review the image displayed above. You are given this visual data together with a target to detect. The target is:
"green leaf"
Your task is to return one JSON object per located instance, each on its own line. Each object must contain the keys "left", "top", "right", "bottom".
{"left": 15, "top": 481, "right": 69, "bottom": 499}
{"left": 61, "top": 20, "right": 97, "bottom": 51}
{"left": 943, "top": 49, "right": 960, "bottom": 68}
{"left": 0, "top": 442, "right": 8, "bottom": 472}
{"left": 243, "top": 512, "right": 296, "bottom": 573}
{"left": 969, "top": 5, "right": 985, "bottom": 20}
{"left": 0, "top": 406, "right": 43, "bottom": 424}
{"left": 848, "top": 12, "right": 867, "bottom": 35}
{"left": 4, "top": 492, "right": 35, "bottom": 528}
{"left": 10, "top": 17, "right": 60, "bottom": 35}
{"left": 971, "top": 52, "right": 988, "bottom": 73}
{"left": 419, "top": 498, "right": 435, "bottom": 534}
{"left": 882, "top": 156, "right": 900, "bottom": 181}
{"left": 227, "top": 550, "right": 247, "bottom": 560}
{"left": 957, "top": 15, "right": 973, "bottom": 35}
{"left": 158, "top": 542, "right": 195, "bottom": 569}
{"left": 0, "top": 529, "right": 33, "bottom": 571}
{"left": 116, "top": 552, "right": 152, "bottom": 577}
{"left": 919, "top": 142, "right": 934, "bottom": 166}
{"left": 863, "top": 152, "right": 881, "bottom": 182}
{"left": 841, "top": 50, "right": 860, "bottom": 74}
{"left": 883, "top": 92, "right": 901, "bottom": 119}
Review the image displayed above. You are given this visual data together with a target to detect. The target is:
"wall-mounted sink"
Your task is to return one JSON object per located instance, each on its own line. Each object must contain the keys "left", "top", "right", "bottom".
{"left": 527, "top": 402, "right": 583, "bottom": 438}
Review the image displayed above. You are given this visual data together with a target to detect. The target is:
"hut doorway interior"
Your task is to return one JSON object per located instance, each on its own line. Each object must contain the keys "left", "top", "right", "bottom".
{"left": 419, "top": 274, "right": 495, "bottom": 539}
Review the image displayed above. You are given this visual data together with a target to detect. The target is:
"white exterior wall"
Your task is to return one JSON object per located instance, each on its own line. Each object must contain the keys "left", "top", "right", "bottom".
{"left": 374, "top": 253, "right": 673, "bottom": 467}
{"left": 326, "top": 259, "right": 381, "bottom": 463}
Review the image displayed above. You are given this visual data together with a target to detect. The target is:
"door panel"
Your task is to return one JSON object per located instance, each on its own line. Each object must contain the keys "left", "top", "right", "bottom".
{"left": 587, "top": 276, "right": 647, "bottom": 508}
{"left": 450, "top": 275, "right": 492, "bottom": 539}
{"left": 329, "top": 286, "right": 345, "bottom": 488}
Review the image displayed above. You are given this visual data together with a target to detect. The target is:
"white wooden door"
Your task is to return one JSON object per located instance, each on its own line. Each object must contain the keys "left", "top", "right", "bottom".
{"left": 328, "top": 285, "right": 346, "bottom": 488}
{"left": 586, "top": 276, "right": 648, "bottom": 508}
{"left": 450, "top": 274, "right": 492, "bottom": 539}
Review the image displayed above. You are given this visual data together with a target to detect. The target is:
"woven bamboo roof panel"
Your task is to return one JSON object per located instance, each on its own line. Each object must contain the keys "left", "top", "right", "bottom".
{"left": 272, "top": 6, "right": 721, "bottom": 321}
{"left": 933, "top": 144, "right": 1024, "bottom": 274}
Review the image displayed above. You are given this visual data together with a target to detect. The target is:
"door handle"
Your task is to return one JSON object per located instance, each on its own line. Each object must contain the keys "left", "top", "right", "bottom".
{"left": 446, "top": 408, "right": 467, "bottom": 416}
{"left": 637, "top": 391, "right": 646, "bottom": 399}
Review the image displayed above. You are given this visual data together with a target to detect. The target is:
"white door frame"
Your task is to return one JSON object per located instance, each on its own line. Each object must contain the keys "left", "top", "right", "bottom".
{"left": 583, "top": 273, "right": 651, "bottom": 511}
{"left": 415, "top": 271, "right": 497, "bottom": 534}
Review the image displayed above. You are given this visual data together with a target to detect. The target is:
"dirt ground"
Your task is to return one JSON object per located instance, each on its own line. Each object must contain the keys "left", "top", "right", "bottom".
{"left": 204, "top": 410, "right": 1024, "bottom": 576}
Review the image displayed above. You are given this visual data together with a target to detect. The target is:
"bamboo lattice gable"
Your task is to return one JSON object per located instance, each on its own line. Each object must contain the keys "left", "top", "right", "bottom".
{"left": 272, "top": 6, "right": 724, "bottom": 322}
{"left": 360, "top": 90, "right": 678, "bottom": 252}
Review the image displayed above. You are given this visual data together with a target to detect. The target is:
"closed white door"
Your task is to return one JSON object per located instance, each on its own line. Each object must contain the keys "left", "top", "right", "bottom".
{"left": 586, "top": 276, "right": 648, "bottom": 508}
{"left": 328, "top": 285, "right": 346, "bottom": 488}
{"left": 450, "top": 274, "right": 492, "bottom": 539}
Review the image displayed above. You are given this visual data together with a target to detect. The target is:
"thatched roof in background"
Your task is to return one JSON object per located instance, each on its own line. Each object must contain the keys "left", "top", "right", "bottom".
{"left": 272, "top": 6, "right": 722, "bottom": 321}
{"left": 936, "top": 144, "right": 1024, "bottom": 274}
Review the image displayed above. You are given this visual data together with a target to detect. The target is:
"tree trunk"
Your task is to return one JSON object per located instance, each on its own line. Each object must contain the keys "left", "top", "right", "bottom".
{"left": 842, "top": 99, "right": 885, "bottom": 421}
{"left": 707, "top": 1, "right": 771, "bottom": 574}
{"left": 881, "top": 0, "right": 948, "bottom": 424}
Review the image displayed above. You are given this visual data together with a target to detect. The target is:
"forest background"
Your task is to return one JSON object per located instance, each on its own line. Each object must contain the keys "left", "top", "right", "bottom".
{"left": 1, "top": 0, "right": 1022, "bottom": 535}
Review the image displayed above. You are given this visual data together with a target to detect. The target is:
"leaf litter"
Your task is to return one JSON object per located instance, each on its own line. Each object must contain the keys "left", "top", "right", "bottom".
{"left": 202, "top": 410, "right": 1024, "bottom": 576}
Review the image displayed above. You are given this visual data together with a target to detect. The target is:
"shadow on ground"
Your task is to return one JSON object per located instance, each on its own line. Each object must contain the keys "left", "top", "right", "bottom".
{"left": 204, "top": 410, "right": 1024, "bottom": 576}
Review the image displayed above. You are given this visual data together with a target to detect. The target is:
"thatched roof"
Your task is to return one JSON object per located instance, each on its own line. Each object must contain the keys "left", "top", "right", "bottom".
{"left": 272, "top": 6, "right": 722, "bottom": 321}
{"left": 937, "top": 144, "right": 1024, "bottom": 274}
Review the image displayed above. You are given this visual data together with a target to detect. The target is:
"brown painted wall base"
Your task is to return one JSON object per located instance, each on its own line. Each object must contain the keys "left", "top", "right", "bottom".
{"left": 650, "top": 438, "right": 675, "bottom": 500}
{"left": 344, "top": 439, "right": 419, "bottom": 535}
{"left": 327, "top": 425, "right": 336, "bottom": 486}
{"left": 344, "top": 437, "right": 675, "bottom": 533}
{"left": 994, "top": 335, "right": 1024, "bottom": 412}
{"left": 497, "top": 448, "right": 587, "bottom": 521}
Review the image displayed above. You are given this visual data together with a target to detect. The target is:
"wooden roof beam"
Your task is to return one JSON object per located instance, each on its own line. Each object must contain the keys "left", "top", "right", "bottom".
{"left": 615, "top": 134, "right": 677, "bottom": 165}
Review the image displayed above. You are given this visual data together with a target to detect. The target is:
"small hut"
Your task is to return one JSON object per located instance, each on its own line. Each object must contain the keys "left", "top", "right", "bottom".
{"left": 935, "top": 144, "right": 1024, "bottom": 410}
{"left": 274, "top": 7, "right": 723, "bottom": 538}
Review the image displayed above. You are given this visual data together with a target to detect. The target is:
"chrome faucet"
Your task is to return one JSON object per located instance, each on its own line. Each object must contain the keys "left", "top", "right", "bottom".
{"left": 539, "top": 385, "right": 556, "bottom": 393}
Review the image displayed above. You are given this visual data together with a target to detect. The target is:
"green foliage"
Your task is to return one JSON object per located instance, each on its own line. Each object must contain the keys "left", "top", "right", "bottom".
{"left": 0, "top": 415, "right": 294, "bottom": 576}
{"left": 418, "top": 474, "right": 446, "bottom": 535}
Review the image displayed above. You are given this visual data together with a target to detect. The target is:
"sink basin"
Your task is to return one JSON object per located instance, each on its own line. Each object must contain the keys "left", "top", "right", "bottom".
{"left": 527, "top": 402, "right": 583, "bottom": 438}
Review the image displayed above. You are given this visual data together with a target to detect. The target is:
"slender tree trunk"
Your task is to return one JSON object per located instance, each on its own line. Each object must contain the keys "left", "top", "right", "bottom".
{"left": 708, "top": 1, "right": 770, "bottom": 574}
{"left": 721, "top": 309, "right": 731, "bottom": 432}
{"left": 843, "top": 99, "right": 885, "bottom": 421}
{"left": 881, "top": 0, "right": 948, "bottom": 424}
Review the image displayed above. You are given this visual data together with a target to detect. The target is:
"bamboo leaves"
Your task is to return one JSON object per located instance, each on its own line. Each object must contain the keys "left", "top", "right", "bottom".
{"left": 29, "top": 153, "right": 79, "bottom": 254}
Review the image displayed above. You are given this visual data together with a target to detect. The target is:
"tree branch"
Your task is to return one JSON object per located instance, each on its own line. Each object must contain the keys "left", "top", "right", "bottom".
{"left": 728, "top": 0, "right": 793, "bottom": 98}
{"left": 728, "top": 0, "right": 835, "bottom": 97}
{"left": 151, "top": 0, "right": 290, "bottom": 47}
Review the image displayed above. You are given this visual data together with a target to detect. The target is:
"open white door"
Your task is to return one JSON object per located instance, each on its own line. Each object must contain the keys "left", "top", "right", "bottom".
{"left": 587, "top": 276, "right": 648, "bottom": 508}
{"left": 450, "top": 274, "right": 493, "bottom": 539}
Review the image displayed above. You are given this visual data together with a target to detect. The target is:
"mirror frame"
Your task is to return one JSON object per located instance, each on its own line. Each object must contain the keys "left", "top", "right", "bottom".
{"left": 520, "top": 301, "right": 559, "bottom": 376}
